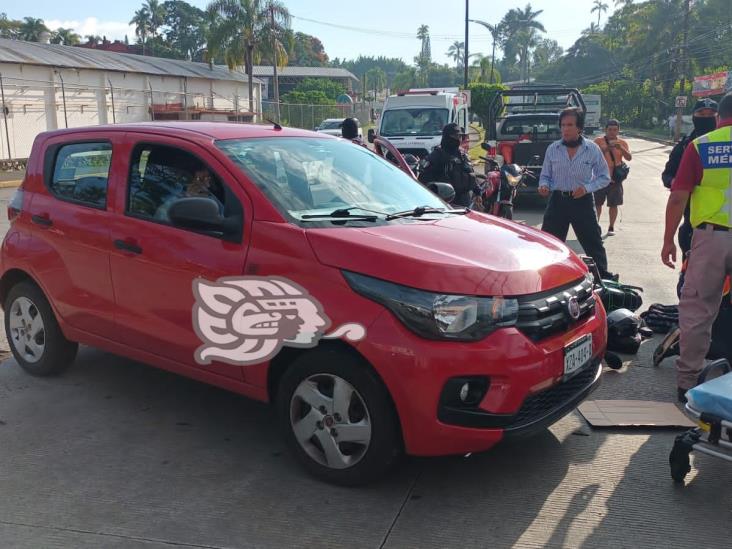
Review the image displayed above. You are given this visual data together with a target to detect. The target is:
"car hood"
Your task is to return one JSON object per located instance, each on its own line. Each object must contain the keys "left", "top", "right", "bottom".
{"left": 306, "top": 212, "right": 588, "bottom": 296}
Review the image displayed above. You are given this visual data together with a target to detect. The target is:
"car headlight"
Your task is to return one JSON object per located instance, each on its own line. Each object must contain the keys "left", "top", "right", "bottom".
{"left": 506, "top": 172, "right": 523, "bottom": 187}
{"left": 343, "top": 271, "right": 518, "bottom": 341}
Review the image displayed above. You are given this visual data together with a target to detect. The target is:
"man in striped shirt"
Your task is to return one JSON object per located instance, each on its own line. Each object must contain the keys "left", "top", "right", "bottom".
{"left": 538, "top": 107, "right": 615, "bottom": 279}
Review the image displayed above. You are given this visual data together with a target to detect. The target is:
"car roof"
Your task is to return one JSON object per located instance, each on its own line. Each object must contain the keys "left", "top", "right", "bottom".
{"left": 38, "top": 122, "right": 325, "bottom": 141}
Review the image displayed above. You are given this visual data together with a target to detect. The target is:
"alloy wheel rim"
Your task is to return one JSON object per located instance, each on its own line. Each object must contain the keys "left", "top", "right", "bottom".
{"left": 290, "top": 374, "right": 372, "bottom": 470}
{"left": 8, "top": 296, "right": 45, "bottom": 364}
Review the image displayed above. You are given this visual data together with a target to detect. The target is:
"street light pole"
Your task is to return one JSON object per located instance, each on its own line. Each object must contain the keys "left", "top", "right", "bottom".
{"left": 469, "top": 19, "right": 498, "bottom": 84}
{"left": 464, "top": 0, "right": 469, "bottom": 89}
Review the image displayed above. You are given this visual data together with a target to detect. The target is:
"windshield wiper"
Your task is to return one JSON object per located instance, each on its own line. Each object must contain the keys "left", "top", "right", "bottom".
{"left": 300, "top": 207, "right": 386, "bottom": 222}
{"left": 385, "top": 206, "right": 469, "bottom": 220}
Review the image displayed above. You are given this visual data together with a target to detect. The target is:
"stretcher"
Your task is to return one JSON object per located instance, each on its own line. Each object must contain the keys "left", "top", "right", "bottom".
{"left": 669, "top": 360, "right": 732, "bottom": 483}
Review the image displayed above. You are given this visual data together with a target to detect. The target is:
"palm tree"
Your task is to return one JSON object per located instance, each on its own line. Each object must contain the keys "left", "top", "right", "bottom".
{"left": 51, "top": 28, "right": 81, "bottom": 46}
{"left": 417, "top": 25, "right": 431, "bottom": 62}
{"left": 591, "top": 0, "right": 609, "bottom": 27}
{"left": 469, "top": 19, "right": 501, "bottom": 84}
{"left": 130, "top": 8, "right": 151, "bottom": 55}
{"left": 447, "top": 41, "right": 464, "bottom": 71}
{"left": 18, "top": 17, "right": 49, "bottom": 42}
{"left": 206, "top": 0, "right": 291, "bottom": 117}
{"left": 145, "top": 0, "right": 166, "bottom": 55}
{"left": 500, "top": 4, "right": 546, "bottom": 82}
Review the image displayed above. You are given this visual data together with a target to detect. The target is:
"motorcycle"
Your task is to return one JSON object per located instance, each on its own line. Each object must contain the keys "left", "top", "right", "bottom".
{"left": 474, "top": 156, "right": 536, "bottom": 220}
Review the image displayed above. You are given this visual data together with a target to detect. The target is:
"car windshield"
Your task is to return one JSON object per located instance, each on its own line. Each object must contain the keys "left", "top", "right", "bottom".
{"left": 216, "top": 137, "right": 446, "bottom": 226}
{"left": 500, "top": 116, "right": 560, "bottom": 138}
{"left": 380, "top": 108, "right": 448, "bottom": 137}
{"left": 319, "top": 120, "right": 343, "bottom": 130}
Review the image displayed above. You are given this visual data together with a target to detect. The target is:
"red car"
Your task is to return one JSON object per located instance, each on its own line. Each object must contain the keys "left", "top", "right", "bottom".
{"left": 0, "top": 122, "right": 607, "bottom": 485}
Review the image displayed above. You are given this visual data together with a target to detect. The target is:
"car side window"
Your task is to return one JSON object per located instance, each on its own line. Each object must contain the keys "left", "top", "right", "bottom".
{"left": 127, "top": 144, "right": 232, "bottom": 228}
{"left": 50, "top": 142, "right": 112, "bottom": 208}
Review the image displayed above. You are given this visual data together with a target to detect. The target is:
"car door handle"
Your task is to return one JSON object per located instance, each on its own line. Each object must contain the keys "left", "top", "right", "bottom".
{"left": 114, "top": 239, "right": 143, "bottom": 255}
{"left": 31, "top": 214, "right": 53, "bottom": 227}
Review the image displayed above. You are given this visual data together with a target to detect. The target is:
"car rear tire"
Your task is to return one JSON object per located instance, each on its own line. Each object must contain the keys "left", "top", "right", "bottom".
{"left": 276, "top": 348, "right": 402, "bottom": 486}
{"left": 4, "top": 281, "right": 78, "bottom": 376}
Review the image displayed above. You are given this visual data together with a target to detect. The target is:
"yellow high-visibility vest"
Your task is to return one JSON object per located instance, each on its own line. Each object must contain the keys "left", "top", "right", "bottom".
{"left": 690, "top": 126, "right": 732, "bottom": 228}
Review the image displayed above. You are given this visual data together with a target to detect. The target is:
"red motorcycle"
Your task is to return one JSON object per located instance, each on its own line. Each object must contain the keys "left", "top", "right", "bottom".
{"left": 474, "top": 156, "right": 536, "bottom": 220}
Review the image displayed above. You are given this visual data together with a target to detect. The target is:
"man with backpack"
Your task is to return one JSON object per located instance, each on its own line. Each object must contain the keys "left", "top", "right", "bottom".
{"left": 662, "top": 98, "right": 719, "bottom": 256}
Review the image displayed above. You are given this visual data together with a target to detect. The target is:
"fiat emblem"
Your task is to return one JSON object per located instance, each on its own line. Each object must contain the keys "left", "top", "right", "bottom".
{"left": 567, "top": 297, "right": 581, "bottom": 320}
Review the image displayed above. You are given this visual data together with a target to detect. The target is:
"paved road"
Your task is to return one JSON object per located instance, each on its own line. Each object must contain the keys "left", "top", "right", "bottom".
{"left": 1, "top": 138, "right": 731, "bottom": 548}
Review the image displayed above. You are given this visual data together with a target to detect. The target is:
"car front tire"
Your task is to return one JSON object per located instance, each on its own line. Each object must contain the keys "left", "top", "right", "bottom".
{"left": 277, "top": 348, "right": 402, "bottom": 486}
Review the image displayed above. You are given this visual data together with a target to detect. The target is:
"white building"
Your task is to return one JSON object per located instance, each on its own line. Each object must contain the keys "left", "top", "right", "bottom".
{"left": 0, "top": 38, "right": 264, "bottom": 160}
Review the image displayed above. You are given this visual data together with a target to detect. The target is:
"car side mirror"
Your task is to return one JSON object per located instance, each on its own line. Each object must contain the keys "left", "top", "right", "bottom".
{"left": 427, "top": 182, "right": 456, "bottom": 203}
{"left": 168, "top": 197, "right": 239, "bottom": 238}
{"left": 368, "top": 129, "right": 376, "bottom": 143}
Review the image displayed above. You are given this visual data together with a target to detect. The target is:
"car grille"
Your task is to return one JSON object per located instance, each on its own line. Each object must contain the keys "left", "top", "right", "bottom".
{"left": 515, "top": 277, "right": 596, "bottom": 341}
{"left": 506, "top": 361, "right": 600, "bottom": 431}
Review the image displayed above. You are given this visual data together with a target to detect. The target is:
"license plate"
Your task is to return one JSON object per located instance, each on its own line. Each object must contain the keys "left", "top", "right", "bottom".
{"left": 564, "top": 334, "right": 593, "bottom": 376}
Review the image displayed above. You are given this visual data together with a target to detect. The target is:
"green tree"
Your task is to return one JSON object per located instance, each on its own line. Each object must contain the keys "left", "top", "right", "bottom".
{"left": 467, "top": 82, "right": 508, "bottom": 128}
{"left": 50, "top": 28, "right": 81, "bottom": 45}
{"left": 206, "top": 0, "right": 291, "bottom": 116}
{"left": 284, "top": 31, "right": 328, "bottom": 66}
{"left": 392, "top": 68, "right": 417, "bottom": 91}
{"left": 289, "top": 77, "right": 345, "bottom": 101}
{"left": 365, "top": 67, "right": 386, "bottom": 97}
{"left": 18, "top": 17, "right": 49, "bottom": 42}
{"left": 427, "top": 64, "right": 459, "bottom": 87}
{"left": 163, "top": 0, "right": 208, "bottom": 60}
{"left": 0, "top": 13, "right": 22, "bottom": 39}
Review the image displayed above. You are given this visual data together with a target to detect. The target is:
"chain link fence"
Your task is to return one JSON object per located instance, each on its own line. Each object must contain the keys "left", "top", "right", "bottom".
{"left": 261, "top": 101, "right": 376, "bottom": 130}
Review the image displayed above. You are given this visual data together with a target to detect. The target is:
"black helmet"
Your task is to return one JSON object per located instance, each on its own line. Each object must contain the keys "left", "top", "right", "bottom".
{"left": 608, "top": 332, "right": 642, "bottom": 354}
{"left": 341, "top": 117, "right": 359, "bottom": 139}
{"left": 607, "top": 308, "right": 641, "bottom": 338}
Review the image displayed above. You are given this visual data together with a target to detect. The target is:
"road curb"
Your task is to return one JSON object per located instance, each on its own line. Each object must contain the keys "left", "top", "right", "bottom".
{"left": 0, "top": 180, "right": 21, "bottom": 189}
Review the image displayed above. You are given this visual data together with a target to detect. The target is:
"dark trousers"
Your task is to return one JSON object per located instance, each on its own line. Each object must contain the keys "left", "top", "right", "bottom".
{"left": 541, "top": 192, "right": 610, "bottom": 276}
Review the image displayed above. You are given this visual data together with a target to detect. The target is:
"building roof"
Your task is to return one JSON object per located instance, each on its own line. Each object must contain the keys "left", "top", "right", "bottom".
{"left": 0, "top": 38, "right": 264, "bottom": 85}
{"left": 252, "top": 65, "right": 358, "bottom": 82}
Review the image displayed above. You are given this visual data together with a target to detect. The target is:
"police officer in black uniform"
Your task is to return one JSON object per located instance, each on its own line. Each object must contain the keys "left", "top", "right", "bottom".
{"left": 662, "top": 98, "right": 719, "bottom": 256}
{"left": 418, "top": 123, "right": 476, "bottom": 207}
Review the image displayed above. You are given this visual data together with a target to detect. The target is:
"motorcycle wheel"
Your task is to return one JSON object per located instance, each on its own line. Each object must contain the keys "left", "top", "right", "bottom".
{"left": 499, "top": 204, "right": 513, "bottom": 220}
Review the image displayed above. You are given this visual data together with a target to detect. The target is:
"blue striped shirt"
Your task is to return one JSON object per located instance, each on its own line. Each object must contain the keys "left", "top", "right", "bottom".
{"left": 539, "top": 138, "right": 611, "bottom": 193}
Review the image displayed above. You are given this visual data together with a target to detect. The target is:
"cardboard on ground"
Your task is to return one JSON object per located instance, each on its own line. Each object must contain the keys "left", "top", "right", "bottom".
{"left": 578, "top": 400, "right": 697, "bottom": 428}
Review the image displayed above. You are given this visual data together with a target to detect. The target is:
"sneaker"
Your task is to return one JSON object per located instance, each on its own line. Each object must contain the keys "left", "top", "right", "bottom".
{"left": 607, "top": 227, "right": 615, "bottom": 236}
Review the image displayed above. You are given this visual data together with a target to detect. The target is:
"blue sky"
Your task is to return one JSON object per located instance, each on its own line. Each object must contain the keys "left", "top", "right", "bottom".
{"left": 5, "top": 1, "right": 624, "bottom": 65}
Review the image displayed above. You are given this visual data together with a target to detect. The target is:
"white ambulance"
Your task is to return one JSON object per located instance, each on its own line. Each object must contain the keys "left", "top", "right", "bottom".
{"left": 368, "top": 87, "right": 471, "bottom": 158}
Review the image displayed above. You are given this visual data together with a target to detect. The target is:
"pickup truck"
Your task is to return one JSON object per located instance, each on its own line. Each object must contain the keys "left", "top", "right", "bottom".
{"left": 482, "top": 87, "right": 586, "bottom": 195}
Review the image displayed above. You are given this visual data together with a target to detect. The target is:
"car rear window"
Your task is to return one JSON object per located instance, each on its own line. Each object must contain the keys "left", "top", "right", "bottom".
{"left": 51, "top": 142, "right": 112, "bottom": 208}
{"left": 500, "top": 117, "right": 560, "bottom": 138}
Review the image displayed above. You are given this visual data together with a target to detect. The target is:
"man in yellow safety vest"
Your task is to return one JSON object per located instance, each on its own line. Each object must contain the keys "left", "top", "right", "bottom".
{"left": 662, "top": 91, "right": 732, "bottom": 403}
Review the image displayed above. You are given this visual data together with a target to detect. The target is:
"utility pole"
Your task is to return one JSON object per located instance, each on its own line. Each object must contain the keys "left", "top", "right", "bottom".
{"left": 270, "top": 3, "right": 281, "bottom": 123}
{"left": 464, "top": 0, "right": 469, "bottom": 89}
{"left": 675, "top": 0, "right": 691, "bottom": 142}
